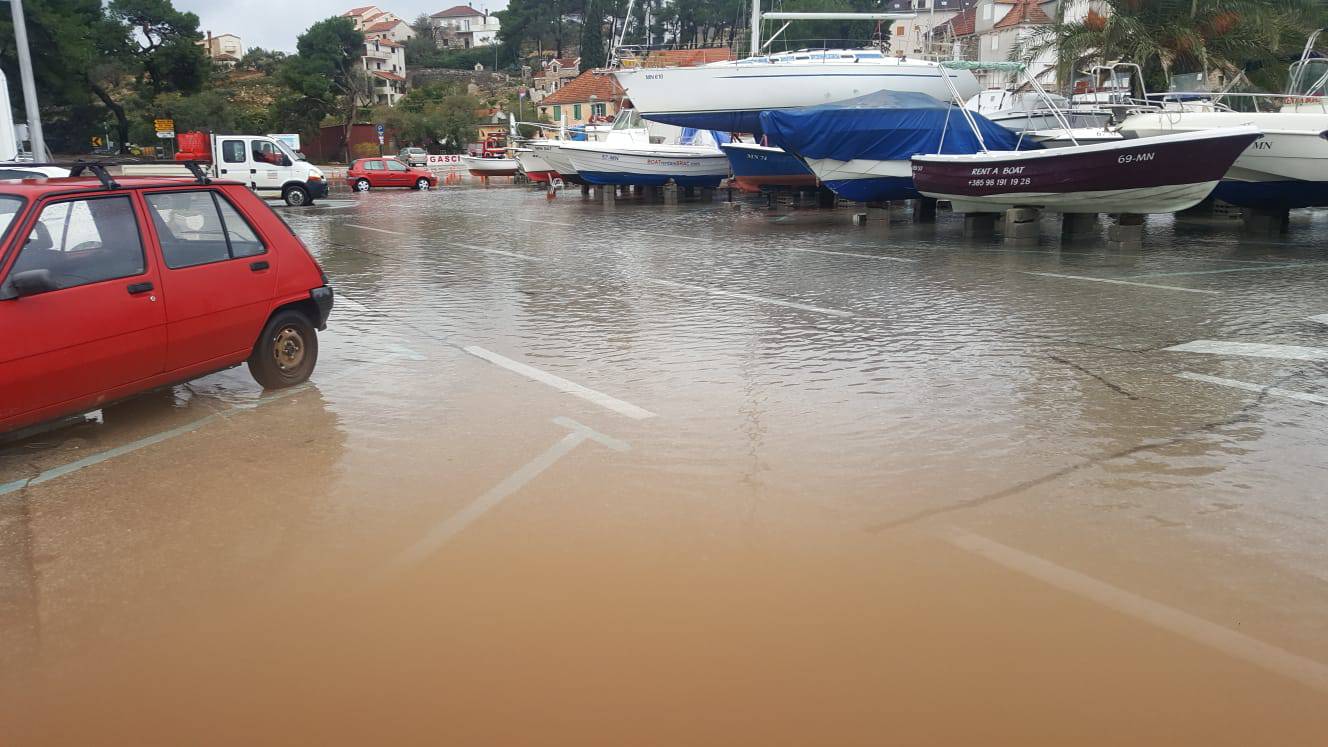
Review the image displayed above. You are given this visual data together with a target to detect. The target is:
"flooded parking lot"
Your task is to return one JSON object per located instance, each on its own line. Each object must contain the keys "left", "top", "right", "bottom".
{"left": 4, "top": 185, "right": 1328, "bottom": 743}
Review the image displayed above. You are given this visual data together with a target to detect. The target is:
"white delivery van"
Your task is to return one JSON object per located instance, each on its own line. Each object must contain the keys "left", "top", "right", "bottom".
{"left": 121, "top": 132, "right": 328, "bottom": 206}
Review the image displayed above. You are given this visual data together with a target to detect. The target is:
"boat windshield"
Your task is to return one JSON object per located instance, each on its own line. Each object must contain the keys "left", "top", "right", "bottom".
{"left": 1288, "top": 58, "right": 1328, "bottom": 97}
{"left": 613, "top": 109, "right": 644, "bottom": 130}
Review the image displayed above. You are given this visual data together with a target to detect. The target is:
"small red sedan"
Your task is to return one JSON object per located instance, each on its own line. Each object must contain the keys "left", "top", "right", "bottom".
{"left": 347, "top": 158, "right": 438, "bottom": 192}
{"left": 0, "top": 166, "right": 334, "bottom": 436}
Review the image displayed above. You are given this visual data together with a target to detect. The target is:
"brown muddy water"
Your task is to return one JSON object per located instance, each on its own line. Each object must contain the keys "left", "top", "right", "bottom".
{"left": 3, "top": 186, "right": 1328, "bottom": 745}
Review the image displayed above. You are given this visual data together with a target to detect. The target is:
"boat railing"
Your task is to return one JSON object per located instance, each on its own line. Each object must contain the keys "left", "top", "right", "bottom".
{"left": 615, "top": 39, "right": 907, "bottom": 68}
{"left": 1144, "top": 90, "right": 1328, "bottom": 114}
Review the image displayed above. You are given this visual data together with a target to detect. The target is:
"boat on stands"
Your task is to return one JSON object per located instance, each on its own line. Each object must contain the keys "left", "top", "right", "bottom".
{"left": 561, "top": 127, "right": 730, "bottom": 188}
{"left": 513, "top": 147, "right": 556, "bottom": 182}
{"left": 719, "top": 141, "right": 816, "bottom": 192}
{"left": 761, "top": 90, "right": 1028, "bottom": 202}
{"left": 1117, "top": 111, "right": 1328, "bottom": 208}
{"left": 527, "top": 118, "right": 637, "bottom": 184}
{"left": 462, "top": 134, "right": 519, "bottom": 177}
{"left": 615, "top": 49, "right": 981, "bottom": 135}
{"left": 1113, "top": 35, "right": 1328, "bottom": 210}
{"left": 911, "top": 61, "right": 1263, "bottom": 213}
{"left": 462, "top": 154, "right": 520, "bottom": 177}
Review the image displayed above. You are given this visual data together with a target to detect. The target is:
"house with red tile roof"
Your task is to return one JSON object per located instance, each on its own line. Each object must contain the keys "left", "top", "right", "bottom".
{"left": 967, "top": 0, "right": 1060, "bottom": 85}
{"left": 882, "top": 0, "right": 976, "bottom": 58}
{"left": 429, "top": 4, "right": 501, "bottom": 48}
{"left": 537, "top": 70, "right": 626, "bottom": 127}
{"left": 533, "top": 56, "right": 581, "bottom": 100}
{"left": 343, "top": 6, "right": 416, "bottom": 106}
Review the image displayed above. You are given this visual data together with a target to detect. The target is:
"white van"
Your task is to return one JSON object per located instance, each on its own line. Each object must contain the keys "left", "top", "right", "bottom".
{"left": 121, "top": 133, "right": 328, "bottom": 207}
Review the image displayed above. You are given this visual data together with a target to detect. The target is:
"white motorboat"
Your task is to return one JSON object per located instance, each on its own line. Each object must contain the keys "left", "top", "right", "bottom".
{"left": 912, "top": 61, "right": 1262, "bottom": 213}
{"left": 966, "top": 89, "right": 1113, "bottom": 133}
{"left": 461, "top": 155, "right": 520, "bottom": 177}
{"left": 562, "top": 142, "right": 730, "bottom": 188}
{"left": 1117, "top": 110, "right": 1328, "bottom": 208}
{"left": 559, "top": 119, "right": 729, "bottom": 188}
{"left": 1025, "top": 127, "right": 1124, "bottom": 148}
{"left": 913, "top": 126, "right": 1261, "bottom": 214}
{"left": 613, "top": 49, "right": 980, "bottom": 134}
{"left": 513, "top": 147, "right": 556, "bottom": 182}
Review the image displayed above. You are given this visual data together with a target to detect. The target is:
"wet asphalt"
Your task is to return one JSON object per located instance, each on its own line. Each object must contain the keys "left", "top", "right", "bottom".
{"left": 2, "top": 183, "right": 1328, "bottom": 744}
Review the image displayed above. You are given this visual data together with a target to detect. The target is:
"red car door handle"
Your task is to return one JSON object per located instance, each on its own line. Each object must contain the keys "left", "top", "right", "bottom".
{"left": 249, "top": 261, "right": 270, "bottom": 271}
{"left": 127, "top": 281, "right": 153, "bottom": 295}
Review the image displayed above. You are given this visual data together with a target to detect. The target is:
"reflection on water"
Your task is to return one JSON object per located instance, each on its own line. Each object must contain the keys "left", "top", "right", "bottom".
{"left": 2, "top": 188, "right": 1327, "bottom": 742}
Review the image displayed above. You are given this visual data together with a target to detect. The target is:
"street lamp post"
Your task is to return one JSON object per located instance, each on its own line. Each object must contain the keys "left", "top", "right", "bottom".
{"left": 6, "top": 0, "right": 47, "bottom": 160}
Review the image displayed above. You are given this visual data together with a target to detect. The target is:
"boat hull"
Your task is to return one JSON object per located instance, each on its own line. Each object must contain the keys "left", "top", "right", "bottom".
{"left": 1118, "top": 111, "right": 1328, "bottom": 208}
{"left": 720, "top": 143, "right": 816, "bottom": 192}
{"left": 461, "top": 156, "right": 520, "bottom": 177}
{"left": 531, "top": 143, "right": 583, "bottom": 184}
{"left": 803, "top": 157, "right": 918, "bottom": 202}
{"left": 514, "top": 150, "right": 556, "bottom": 182}
{"left": 614, "top": 63, "right": 980, "bottom": 135}
{"left": 911, "top": 128, "right": 1261, "bottom": 213}
{"left": 563, "top": 145, "right": 730, "bottom": 188}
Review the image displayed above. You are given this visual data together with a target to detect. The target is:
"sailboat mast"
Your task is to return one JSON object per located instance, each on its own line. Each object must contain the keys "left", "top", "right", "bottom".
{"left": 750, "top": 0, "right": 762, "bottom": 57}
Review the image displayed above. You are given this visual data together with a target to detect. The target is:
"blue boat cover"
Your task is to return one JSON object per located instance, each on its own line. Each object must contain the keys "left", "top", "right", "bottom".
{"left": 760, "top": 90, "right": 1033, "bottom": 161}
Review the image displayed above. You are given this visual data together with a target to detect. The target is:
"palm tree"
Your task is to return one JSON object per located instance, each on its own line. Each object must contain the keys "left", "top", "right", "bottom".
{"left": 1016, "top": 0, "right": 1325, "bottom": 94}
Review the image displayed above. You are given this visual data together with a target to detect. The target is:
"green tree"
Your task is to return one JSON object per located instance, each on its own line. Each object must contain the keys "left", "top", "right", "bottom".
{"left": 580, "top": 0, "right": 606, "bottom": 70}
{"left": 1018, "top": 0, "right": 1323, "bottom": 93}
{"left": 239, "top": 47, "right": 287, "bottom": 75}
{"left": 280, "top": 16, "right": 365, "bottom": 161}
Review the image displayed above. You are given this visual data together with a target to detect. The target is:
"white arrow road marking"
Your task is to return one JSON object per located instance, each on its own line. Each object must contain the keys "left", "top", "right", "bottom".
{"left": 386, "top": 417, "right": 628, "bottom": 572}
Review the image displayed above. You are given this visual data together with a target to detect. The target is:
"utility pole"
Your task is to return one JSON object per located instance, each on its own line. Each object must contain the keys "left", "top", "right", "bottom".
{"left": 7, "top": 0, "right": 47, "bottom": 160}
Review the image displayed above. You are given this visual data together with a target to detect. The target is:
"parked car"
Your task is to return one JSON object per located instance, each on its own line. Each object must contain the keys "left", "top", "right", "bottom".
{"left": 397, "top": 147, "right": 428, "bottom": 168}
{"left": 0, "top": 166, "right": 334, "bottom": 436}
{"left": 348, "top": 158, "right": 438, "bottom": 192}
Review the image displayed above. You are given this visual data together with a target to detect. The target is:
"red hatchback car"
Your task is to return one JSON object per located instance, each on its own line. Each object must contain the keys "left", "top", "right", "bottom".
{"left": 347, "top": 158, "right": 437, "bottom": 192}
{"left": 0, "top": 166, "right": 334, "bottom": 436}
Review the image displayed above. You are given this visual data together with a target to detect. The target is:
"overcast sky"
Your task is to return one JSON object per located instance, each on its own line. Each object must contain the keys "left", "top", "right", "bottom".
{"left": 175, "top": 0, "right": 511, "bottom": 53}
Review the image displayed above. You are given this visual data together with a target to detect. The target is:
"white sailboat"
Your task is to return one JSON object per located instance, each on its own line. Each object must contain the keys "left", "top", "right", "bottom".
{"left": 612, "top": 5, "right": 979, "bottom": 133}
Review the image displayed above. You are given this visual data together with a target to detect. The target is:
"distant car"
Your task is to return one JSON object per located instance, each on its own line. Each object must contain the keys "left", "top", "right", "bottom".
{"left": 347, "top": 158, "right": 437, "bottom": 192}
{"left": 397, "top": 147, "right": 428, "bottom": 167}
{"left": 0, "top": 170, "right": 334, "bottom": 435}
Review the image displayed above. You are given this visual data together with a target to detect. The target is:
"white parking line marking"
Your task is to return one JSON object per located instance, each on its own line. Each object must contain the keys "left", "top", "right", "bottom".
{"left": 786, "top": 247, "right": 918, "bottom": 263}
{"left": 1310, "top": 314, "right": 1328, "bottom": 326}
{"left": 0, "top": 352, "right": 424, "bottom": 498}
{"left": 336, "top": 295, "right": 372, "bottom": 313}
{"left": 1165, "top": 340, "right": 1328, "bottom": 361}
{"left": 452, "top": 242, "right": 544, "bottom": 262}
{"left": 948, "top": 529, "right": 1328, "bottom": 694}
{"left": 1024, "top": 272, "right": 1220, "bottom": 294}
{"left": 1177, "top": 372, "right": 1328, "bottom": 405}
{"left": 387, "top": 417, "right": 628, "bottom": 571}
{"left": 345, "top": 224, "right": 406, "bottom": 236}
{"left": 463, "top": 346, "right": 657, "bottom": 420}
{"left": 516, "top": 218, "right": 575, "bottom": 227}
{"left": 1125, "top": 263, "right": 1308, "bottom": 278}
{"left": 648, "top": 279, "right": 855, "bottom": 318}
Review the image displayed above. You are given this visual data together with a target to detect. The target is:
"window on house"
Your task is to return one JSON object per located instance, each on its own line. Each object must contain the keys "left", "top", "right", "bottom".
{"left": 983, "top": 3, "right": 994, "bottom": 20}
{"left": 895, "top": 25, "right": 904, "bottom": 36}
{"left": 552, "top": 105, "right": 562, "bottom": 121}
{"left": 573, "top": 104, "right": 582, "bottom": 119}
{"left": 591, "top": 103, "right": 606, "bottom": 116}
{"left": 990, "top": 35, "right": 999, "bottom": 51}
